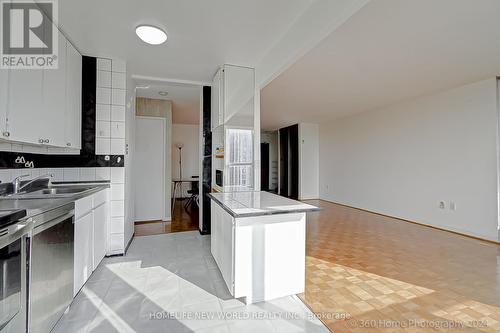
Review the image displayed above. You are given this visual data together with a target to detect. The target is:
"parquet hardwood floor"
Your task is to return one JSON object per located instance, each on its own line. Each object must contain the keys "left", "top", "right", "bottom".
{"left": 300, "top": 200, "right": 500, "bottom": 332}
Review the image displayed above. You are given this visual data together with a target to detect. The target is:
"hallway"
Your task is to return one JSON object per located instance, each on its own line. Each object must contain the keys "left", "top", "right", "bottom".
{"left": 135, "top": 200, "right": 199, "bottom": 236}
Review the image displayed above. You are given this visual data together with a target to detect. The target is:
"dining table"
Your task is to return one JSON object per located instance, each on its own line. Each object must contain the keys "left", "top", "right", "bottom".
{"left": 171, "top": 177, "right": 199, "bottom": 214}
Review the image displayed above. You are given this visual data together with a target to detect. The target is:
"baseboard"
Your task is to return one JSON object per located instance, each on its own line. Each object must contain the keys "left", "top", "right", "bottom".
{"left": 318, "top": 199, "right": 500, "bottom": 245}
{"left": 134, "top": 218, "right": 171, "bottom": 224}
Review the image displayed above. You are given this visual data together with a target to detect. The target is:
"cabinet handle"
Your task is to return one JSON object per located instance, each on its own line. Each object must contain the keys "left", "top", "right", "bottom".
{"left": 38, "top": 139, "right": 44, "bottom": 144}
{"left": 66, "top": 142, "right": 71, "bottom": 147}
{"left": 2, "top": 131, "right": 9, "bottom": 137}
{"left": 44, "top": 139, "right": 50, "bottom": 144}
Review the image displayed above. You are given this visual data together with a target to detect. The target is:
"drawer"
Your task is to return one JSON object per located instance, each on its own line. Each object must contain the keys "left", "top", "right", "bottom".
{"left": 75, "top": 196, "right": 93, "bottom": 219}
{"left": 93, "top": 189, "right": 109, "bottom": 208}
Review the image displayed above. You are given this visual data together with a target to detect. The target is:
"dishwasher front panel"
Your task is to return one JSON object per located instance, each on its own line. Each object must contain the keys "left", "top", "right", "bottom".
{"left": 29, "top": 212, "right": 74, "bottom": 333}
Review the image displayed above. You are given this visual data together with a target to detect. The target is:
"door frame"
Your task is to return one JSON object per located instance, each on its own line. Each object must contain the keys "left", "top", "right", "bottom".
{"left": 135, "top": 115, "right": 169, "bottom": 222}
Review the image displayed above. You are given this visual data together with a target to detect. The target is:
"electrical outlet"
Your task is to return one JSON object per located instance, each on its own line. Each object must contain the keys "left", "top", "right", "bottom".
{"left": 450, "top": 202, "right": 456, "bottom": 211}
{"left": 439, "top": 201, "right": 445, "bottom": 209}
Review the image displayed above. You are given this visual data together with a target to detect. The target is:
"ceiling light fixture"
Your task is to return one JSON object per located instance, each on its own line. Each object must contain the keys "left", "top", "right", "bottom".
{"left": 158, "top": 91, "right": 168, "bottom": 96}
{"left": 135, "top": 25, "right": 167, "bottom": 45}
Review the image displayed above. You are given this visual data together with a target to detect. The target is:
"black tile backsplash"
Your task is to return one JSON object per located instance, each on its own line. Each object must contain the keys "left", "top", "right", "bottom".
{"left": 0, "top": 56, "right": 124, "bottom": 169}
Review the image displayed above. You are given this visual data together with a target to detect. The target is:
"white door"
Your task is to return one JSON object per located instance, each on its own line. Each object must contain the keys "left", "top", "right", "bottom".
{"left": 135, "top": 117, "right": 166, "bottom": 221}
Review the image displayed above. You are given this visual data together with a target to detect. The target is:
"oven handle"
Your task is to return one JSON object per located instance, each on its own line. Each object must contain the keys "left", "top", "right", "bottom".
{"left": 32, "top": 212, "right": 74, "bottom": 235}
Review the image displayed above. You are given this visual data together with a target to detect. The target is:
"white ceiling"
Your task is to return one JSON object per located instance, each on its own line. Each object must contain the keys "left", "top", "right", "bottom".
{"left": 56, "top": 0, "right": 371, "bottom": 127}
{"left": 261, "top": 0, "right": 500, "bottom": 130}
{"left": 135, "top": 81, "right": 200, "bottom": 124}
{"left": 57, "top": 0, "right": 314, "bottom": 83}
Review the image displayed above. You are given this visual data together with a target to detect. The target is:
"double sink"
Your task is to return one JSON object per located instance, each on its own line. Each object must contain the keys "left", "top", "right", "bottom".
{"left": 2, "top": 185, "right": 95, "bottom": 199}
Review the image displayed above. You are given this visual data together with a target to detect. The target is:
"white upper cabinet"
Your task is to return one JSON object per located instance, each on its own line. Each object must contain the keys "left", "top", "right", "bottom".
{"left": 3, "top": 17, "right": 82, "bottom": 148}
{"left": 211, "top": 65, "right": 255, "bottom": 129}
{"left": 223, "top": 65, "right": 255, "bottom": 127}
{"left": 42, "top": 27, "right": 66, "bottom": 146}
{"left": 65, "top": 41, "right": 82, "bottom": 149}
{"left": 211, "top": 68, "right": 223, "bottom": 130}
{"left": 7, "top": 66, "right": 44, "bottom": 145}
{"left": 0, "top": 69, "right": 8, "bottom": 135}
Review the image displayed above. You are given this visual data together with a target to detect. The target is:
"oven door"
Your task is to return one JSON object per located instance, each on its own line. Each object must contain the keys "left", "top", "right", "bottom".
{"left": 0, "top": 232, "right": 27, "bottom": 333}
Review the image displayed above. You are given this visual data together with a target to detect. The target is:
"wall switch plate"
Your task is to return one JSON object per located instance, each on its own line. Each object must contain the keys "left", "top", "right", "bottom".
{"left": 450, "top": 202, "right": 456, "bottom": 211}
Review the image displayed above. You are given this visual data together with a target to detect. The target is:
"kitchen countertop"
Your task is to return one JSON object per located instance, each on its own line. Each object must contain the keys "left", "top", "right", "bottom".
{"left": 208, "top": 191, "right": 319, "bottom": 218}
{"left": 0, "top": 184, "right": 110, "bottom": 218}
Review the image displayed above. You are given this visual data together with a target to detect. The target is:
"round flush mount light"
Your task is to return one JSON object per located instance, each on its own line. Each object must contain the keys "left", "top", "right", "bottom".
{"left": 135, "top": 25, "right": 167, "bottom": 45}
{"left": 158, "top": 91, "right": 168, "bottom": 96}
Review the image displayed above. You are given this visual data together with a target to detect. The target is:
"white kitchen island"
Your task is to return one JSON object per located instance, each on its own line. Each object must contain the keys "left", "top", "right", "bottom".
{"left": 209, "top": 191, "right": 319, "bottom": 304}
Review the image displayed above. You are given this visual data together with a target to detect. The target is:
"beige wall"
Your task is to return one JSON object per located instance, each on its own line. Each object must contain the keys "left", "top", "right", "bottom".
{"left": 136, "top": 97, "right": 172, "bottom": 118}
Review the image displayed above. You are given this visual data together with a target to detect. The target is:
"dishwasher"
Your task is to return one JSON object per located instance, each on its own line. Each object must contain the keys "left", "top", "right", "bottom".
{"left": 28, "top": 203, "right": 74, "bottom": 333}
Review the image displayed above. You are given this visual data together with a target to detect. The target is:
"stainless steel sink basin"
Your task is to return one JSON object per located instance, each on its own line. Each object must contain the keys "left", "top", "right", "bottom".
{"left": 1, "top": 186, "right": 95, "bottom": 199}
{"left": 29, "top": 187, "right": 92, "bottom": 195}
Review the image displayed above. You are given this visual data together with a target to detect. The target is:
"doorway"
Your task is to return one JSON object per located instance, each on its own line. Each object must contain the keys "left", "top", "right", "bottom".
{"left": 279, "top": 124, "right": 299, "bottom": 199}
{"left": 261, "top": 142, "right": 270, "bottom": 191}
{"left": 134, "top": 116, "right": 167, "bottom": 221}
{"left": 132, "top": 80, "right": 202, "bottom": 236}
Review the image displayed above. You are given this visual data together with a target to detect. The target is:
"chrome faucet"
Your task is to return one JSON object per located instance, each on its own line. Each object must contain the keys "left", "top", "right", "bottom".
{"left": 13, "top": 173, "right": 54, "bottom": 194}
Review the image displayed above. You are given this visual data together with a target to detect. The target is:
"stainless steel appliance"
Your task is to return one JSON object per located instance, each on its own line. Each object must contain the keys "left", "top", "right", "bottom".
{"left": 28, "top": 203, "right": 74, "bottom": 333}
{"left": 0, "top": 210, "right": 30, "bottom": 333}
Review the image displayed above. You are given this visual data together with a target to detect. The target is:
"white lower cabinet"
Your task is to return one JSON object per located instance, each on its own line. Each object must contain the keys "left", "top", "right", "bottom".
{"left": 74, "top": 189, "right": 110, "bottom": 296}
{"left": 74, "top": 211, "right": 93, "bottom": 296}
{"left": 93, "top": 201, "right": 108, "bottom": 269}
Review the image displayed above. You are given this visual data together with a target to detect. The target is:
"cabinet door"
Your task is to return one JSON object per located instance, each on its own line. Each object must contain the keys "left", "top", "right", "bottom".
{"left": 42, "top": 28, "right": 66, "bottom": 147}
{"left": 211, "top": 69, "right": 222, "bottom": 129}
{"left": 65, "top": 41, "right": 82, "bottom": 149}
{"left": 7, "top": 67, "right": 44, "bottom": 145}
{"left": 74, "top": 212, "right": 93, "bottom": 296}
{"left": 0, "top": 69, "right": 8, "bottom": 135}
{"left": 223, "top": 65, "right": 254, "bottom": 125}
{"left": 93, "top": 203, "right": 108, "bottom": 269}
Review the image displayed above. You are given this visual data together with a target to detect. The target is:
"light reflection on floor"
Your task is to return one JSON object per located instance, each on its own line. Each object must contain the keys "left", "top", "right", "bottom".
{"left": 53, "top": 231, "right": 329, "bottom": 333}
{"left": 302, "top": 200, "right": 500, "bottom": 333}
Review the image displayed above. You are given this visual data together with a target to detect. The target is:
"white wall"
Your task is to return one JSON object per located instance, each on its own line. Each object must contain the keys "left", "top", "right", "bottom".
{"left": 124, "top": 72, "right": 136, "bottom": 248}
{"left": 299, "top": 123, "right": 319, "bottom": 200}
{"left": 172, "top": 124, "right": 200, "bottom": 197}
{"left": 319, "top": 78, "right": 499, "bottom": 242}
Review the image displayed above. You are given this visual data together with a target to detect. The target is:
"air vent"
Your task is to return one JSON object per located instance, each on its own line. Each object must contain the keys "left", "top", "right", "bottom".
{"left": 0, "top": 228, "right": 8, "bottom": 237}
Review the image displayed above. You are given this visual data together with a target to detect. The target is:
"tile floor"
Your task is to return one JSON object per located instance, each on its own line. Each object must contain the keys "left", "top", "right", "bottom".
{"left": 53, "top": 231, "right": 329, "bottom": 333}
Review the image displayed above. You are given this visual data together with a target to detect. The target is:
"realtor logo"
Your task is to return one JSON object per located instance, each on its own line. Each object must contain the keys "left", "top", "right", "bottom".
{"left": 1, "top": 0, "right": 58, "bottom": 69}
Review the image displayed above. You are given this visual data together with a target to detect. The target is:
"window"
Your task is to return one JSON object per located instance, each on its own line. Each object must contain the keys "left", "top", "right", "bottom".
{"left": 226, "top": 128, "right": 254, "bottom": 190}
